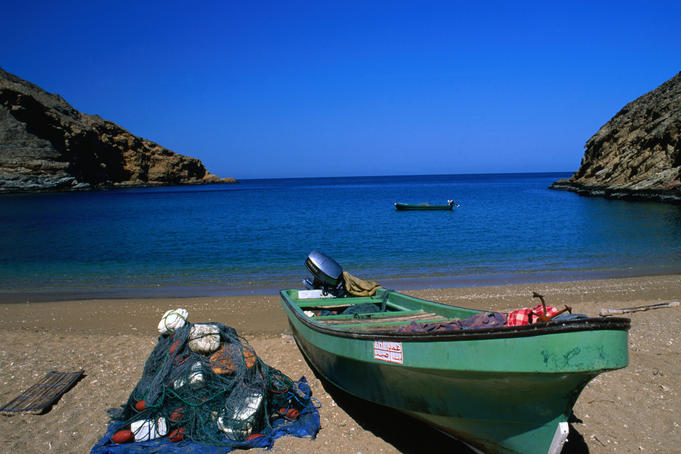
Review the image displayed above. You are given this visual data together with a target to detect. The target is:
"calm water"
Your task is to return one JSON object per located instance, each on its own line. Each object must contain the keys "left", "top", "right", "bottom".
{"left": 1, "top": 173, "right": 680, "bottom": 302}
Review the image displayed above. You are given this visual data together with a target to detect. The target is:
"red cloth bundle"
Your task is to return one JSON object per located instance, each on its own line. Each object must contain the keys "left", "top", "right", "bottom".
{"left": 506, "top": 304, "right": 561, "bottom": 326}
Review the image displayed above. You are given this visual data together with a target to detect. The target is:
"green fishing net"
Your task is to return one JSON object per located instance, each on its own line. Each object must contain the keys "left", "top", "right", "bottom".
{"left": 110, "top": 322, "right": 310, "bottom": 445}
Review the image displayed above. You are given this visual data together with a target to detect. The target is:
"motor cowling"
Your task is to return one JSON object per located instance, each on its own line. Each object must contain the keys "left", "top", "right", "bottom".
{"left": 303, "top": 250, "right": 345, "bottom": 297}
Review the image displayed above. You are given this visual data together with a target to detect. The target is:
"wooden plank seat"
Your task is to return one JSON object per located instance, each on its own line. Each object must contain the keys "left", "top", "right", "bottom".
{"left": 297, "top": 297, "right": 382, "bottom": 310}
{"left": 299, "top": 304, "right": 360, "bottom": 311}
{"left": 314, "top": 309, "right": 423, "bottom": 322}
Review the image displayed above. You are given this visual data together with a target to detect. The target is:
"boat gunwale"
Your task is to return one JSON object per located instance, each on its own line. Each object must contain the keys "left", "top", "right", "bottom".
{"left": 280, "top": 289, "right": 631, "bottom": 342}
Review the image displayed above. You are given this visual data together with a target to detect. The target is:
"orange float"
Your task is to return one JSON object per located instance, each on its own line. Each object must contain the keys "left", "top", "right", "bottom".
{"left": 169, "top": 427, "right": 186, "bottom": 442}
{"left": 111, "top": 429, "right": 134, "bottom": 443}
{"left": 209, "top": 344, "right": 257, "bottom": 375}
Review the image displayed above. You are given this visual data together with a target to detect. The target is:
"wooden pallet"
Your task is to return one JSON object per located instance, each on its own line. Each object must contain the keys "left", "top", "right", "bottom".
{"left": 0, "top": 370, "right": 84, "bottom": 414}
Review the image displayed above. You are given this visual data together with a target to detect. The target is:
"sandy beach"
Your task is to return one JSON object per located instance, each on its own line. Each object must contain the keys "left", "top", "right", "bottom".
{"left": 1, "top": 274, "right": 679, "bottom": 453}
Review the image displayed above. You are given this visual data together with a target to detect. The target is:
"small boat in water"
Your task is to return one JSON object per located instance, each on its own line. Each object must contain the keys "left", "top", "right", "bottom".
{"left": 280, "top": 253, "right": 630, "bottom": 454}
{"left": 394, "top": 200, "right": 457, "bottom": 210}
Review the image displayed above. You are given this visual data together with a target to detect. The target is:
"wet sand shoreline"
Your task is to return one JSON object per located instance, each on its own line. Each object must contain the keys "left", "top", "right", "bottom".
{"left": 1, "top": 274, "right": 679, "bottom": 453}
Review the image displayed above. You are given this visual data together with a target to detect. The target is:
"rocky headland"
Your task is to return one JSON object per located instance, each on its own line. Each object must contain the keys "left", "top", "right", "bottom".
{"left": 550, "top": 71, "right": 681, "bottom": 203}
{"left": 0, "top": 67, "right": 235, "bottom": 193}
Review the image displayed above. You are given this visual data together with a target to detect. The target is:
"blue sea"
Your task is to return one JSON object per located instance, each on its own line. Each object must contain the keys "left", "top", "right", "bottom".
{"left": 1, "top": 173, "right": 680, "bottom": 302}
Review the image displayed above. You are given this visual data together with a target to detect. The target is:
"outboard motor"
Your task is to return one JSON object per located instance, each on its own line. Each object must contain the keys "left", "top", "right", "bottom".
{"left": 303, "top": 250, "right": 345, "bottom": 297}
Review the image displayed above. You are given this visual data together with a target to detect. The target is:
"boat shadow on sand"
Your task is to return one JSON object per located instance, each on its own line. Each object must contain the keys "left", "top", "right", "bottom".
{"left": 312, "top": 370, "right": 590, "bottom": 453}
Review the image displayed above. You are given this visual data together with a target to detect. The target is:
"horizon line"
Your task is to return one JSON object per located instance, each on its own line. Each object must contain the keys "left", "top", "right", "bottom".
{"left": 234, "top": 170, "right": 574, "bottom": 181}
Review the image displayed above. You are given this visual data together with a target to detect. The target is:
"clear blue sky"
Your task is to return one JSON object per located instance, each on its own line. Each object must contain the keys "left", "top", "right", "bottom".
{"left": 2, "top": 1, "right": 680, "bottom": 179}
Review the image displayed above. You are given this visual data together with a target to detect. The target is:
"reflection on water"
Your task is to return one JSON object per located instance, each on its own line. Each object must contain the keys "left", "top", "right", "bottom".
{"left": 1, "top": 173, "right": 680, "bottom": 300}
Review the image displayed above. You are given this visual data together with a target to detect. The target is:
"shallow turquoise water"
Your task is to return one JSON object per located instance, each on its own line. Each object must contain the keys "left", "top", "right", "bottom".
{"left": 1, "top": 173, "right": 680, "bottom": 301}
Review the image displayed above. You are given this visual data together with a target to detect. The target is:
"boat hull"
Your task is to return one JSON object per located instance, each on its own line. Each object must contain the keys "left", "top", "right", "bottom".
{"left": 280, "top": 289, "right": 629, "bottom": 454}
{"left": 394, "top": 202, "right": 453, "bottom": 211}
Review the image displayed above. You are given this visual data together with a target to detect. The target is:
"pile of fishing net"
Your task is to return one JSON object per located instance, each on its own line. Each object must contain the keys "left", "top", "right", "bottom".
{"left": 92, "top": 309, "right": 320, "bottom": 453}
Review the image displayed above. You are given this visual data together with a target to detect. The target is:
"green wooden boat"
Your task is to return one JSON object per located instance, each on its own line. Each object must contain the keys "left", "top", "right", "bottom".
{"left": 280, "top": 288, "right": 630, "bottom": 454}
{"left": 394, "top": 200, "right": 457, "bottom": 210}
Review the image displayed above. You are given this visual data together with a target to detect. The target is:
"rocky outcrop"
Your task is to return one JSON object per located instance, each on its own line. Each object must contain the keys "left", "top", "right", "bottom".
{"left": 0, "top": 67, "right": 235, "bottom": 193}
{"left": 550, "top": 71, "right": 681, "bottom": 203}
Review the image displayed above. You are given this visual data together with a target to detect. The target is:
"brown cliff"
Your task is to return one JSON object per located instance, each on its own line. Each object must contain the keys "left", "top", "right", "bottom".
{"left": 0, "top": 67, "right": 235, "bottom": 193}
{"left": 550, "top": 71, "right": 681, "bottom": 203}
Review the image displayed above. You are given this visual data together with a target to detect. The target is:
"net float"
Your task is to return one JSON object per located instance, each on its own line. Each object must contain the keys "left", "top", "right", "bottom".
{"left": 168, "top": 339, "right": 182, "bottom": 355}
{"left": 169, "top": 427, "right": 186, "bottom": 442}
{"left": 111, "top": 429, "right": 134, "bottom": 443}
{"left": 170, "top": 407, "right": 184, "bottom": 422}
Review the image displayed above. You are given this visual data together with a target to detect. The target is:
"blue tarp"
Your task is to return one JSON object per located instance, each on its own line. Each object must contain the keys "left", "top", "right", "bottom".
{"left": 91, "top": 378, "right": 320, "bottom": 454}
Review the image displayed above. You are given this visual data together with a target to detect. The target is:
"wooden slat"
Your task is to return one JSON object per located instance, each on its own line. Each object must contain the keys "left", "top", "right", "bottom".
{"left": 0, "top": 370, "right": 84, "bottom": 414}
{"left": 298, "top": 296, "right": 384, "bottom": 307}
{"left": 314, "top": 309, "right": 424, "bottom": 322}
{"left": 299, "top": 304, "right": 356, "bottom": 311}
{"left": 320, "top": 312, "right": 444, "bottom": 325}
